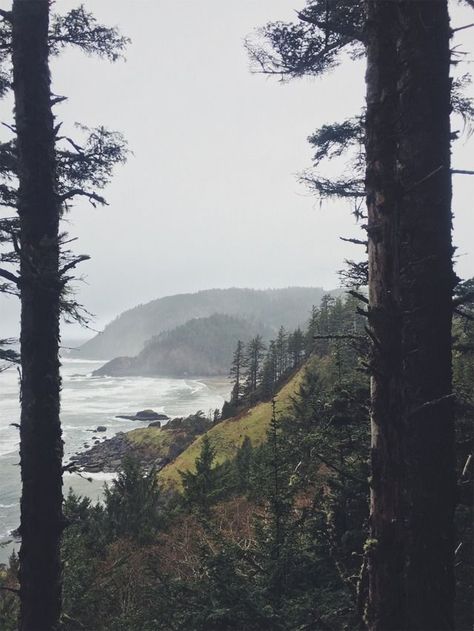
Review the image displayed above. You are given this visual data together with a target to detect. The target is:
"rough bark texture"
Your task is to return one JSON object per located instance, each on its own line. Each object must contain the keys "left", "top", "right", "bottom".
{"left": 12, "top": 0, "right": 63, "bottom": 629}
{"left": 365, "top": 1, "right": 455, "bottom": 629}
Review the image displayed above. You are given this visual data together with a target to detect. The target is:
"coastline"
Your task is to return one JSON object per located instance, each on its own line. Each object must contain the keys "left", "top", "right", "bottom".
{"left": 0, "top": 366, "right": 230, "bottom": 565}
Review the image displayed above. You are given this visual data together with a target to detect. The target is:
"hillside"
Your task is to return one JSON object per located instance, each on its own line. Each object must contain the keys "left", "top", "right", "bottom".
{"left": 71, "top": 362, "right": 307, "bottom": 485}
{"left": 72, "top": 287, "right": 334, "bottom": 359}
{"left": 156, "top": 364, "right": 307, "bottom": 488}
{"left": 94, "top": 314, "right": 271, "bottom": 377}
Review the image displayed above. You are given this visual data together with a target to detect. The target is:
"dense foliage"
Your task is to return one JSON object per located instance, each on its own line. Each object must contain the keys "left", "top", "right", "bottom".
{"left": 0, "top": 292, "right": 472, "bottom": 629}
{"left": 95, "top": 314, "right": 273, "bottom": 378}
{"left": 76, "top": 287, "right": 335, "bottom": 360}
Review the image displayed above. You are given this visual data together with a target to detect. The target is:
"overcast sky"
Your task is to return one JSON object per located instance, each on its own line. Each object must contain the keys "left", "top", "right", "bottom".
{"left": 1, "top": 0, "right": 473, "bottom": 340}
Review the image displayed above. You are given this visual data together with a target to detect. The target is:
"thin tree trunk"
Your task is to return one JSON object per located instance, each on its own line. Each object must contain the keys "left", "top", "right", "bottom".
{"left": 365, "top": 1, "right": 455, "bottom": 629}
{"left": 12, "top": 0, "right": 63, "bottom": 628}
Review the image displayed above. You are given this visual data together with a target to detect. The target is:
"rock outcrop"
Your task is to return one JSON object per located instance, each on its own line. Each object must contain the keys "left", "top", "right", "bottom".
{"left": 69, "top": 412, "right": 213, "bottom": 474}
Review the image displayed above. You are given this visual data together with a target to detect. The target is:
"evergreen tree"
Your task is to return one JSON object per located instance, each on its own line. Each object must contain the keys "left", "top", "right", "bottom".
{"left": 260, "top": 340, "right": 278, "bottom": 399}
{"left": 181, "top": 436, "right": 221, "bottom": 514}
{"left": 103, "top": 457, "right": 163, "bottom": 544}
{"left": 275, "top": 326, "right": 289, "bottom": 380}
{"left": 235, "top": 436, "right": 254, "bottom": 493}
{"left": 10, "top": 3, "right": 64, "bottom": 626}
{"left": 229, "top": 339, "right": 244, "bottom": 406}
{"left": 305, "top": 304, "right": 319, "bottom": 355}
{"left": 248, "top": 4, "right": 473, "bottom": 626}
{"left": 288, "top": 327, "right": 305, "bottom": 369}
{"left": 0, "top": 5, "right": 128, "bottom": 627}
{"left": 243, "top": 335, "right": 266, "bottom": 404}
{"left": 365, "top": 3, "right": 455, "bottom": 628}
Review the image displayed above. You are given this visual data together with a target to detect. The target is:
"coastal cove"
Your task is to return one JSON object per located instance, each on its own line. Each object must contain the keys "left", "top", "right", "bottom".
{"left": 0, "top": 358, "right": 230, "bottom": 564}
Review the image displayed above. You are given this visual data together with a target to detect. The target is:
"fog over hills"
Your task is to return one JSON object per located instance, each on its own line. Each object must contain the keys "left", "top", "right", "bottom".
{"left": 93, "top": 314, "right": 274, "bottom": 377}
{"left": 72, "top": 287, "right": 338, "bottom": 360}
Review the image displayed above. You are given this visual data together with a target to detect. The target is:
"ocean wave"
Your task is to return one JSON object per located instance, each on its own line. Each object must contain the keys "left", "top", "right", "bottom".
{"left": 0, "top": 503, "right": 17, "bottom": 509}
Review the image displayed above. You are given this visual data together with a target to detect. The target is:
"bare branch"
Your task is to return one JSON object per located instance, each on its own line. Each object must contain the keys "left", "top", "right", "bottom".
{"left": 0, "top": 267, "right": 19, "bottom": 285}
{"left": 59, "top": 189, "right": 107, "bottom": 207}
{"left": 348, "top": 290, "right": 369, "bottom": 305}
{"left": 1, "top": 121, "right": 16, "bottom": 134}
{"left": 59, "top": 254, "right": 90, "bottom": 276}
{"left": 58, "top": 136, "right": 84, "bottom": 154}
{"left": 452, "top": 23, "right": 474, "bottom": 34}
{"left": 51, "top": 95, "right": 67, "bottom": 106}
{"left": 340, "top": 237, "right": 367, "bottom": 247}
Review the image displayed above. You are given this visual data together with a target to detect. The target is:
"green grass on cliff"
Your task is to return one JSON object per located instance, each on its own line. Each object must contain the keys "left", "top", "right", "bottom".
{"left": 126, "top": 425, "right": 176, "bottom": 455}
{"left": 158, "top": 366, "right": 306, "bottom": 488}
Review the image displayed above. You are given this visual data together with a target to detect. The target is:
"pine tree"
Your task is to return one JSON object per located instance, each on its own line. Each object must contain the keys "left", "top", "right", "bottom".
{"left": 243, "top": 335, "right": 266, "bottom": 404}
{"left": 229, "top": 339, "right": 244, "bottom": 406}
{"left": 248, "top": 4, "right": 471, "bottom": 626}
{"left": 275, "top": 326, "right": 289, "bottom": 380}
{"left": 181, "top": 436, "right": 221, "bottom": 514}
{"left": 260, "top": 340, "right": 278, "bottom": 399}
{"left": 365, "top": 2, "right": 455, "bottom": 628}
{"left": 11, "top": 3, "right": 63, "bottom": 626}
{"left": 305, "top": 304, "right": 319, "bottom": 355}
{"left": 235, "top": 436, "right": 254, "bottom": 493}
{"left": 0, "top": 5, "right": 128, "bottom": 627}
{"left": 288, "top": 327, "right": 305, "bottom": 369}
{"left": 103, "top": 457, "right": 163, "bottom": 544}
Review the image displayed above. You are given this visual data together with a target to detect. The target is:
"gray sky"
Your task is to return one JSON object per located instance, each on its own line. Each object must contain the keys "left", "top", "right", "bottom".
{"left": 1, "top": 0, "right": 473, "bottom": 339}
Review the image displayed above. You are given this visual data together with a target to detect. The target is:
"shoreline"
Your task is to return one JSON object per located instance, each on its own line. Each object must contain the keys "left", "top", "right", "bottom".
{"left": 0, "top": 366, "right": 230, "bottom": 564}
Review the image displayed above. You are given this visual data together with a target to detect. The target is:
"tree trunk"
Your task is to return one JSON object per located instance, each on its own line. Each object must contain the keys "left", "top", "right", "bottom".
{"left": 365, "top": 1, "right": 455, "bottom": 630}
{"left": 12, "top": 0, "right": 63, "bottom": 629}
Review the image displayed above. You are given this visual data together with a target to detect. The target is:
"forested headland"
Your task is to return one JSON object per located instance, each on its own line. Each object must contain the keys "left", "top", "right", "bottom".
{"left": 1, "top": 292, "right": 473, "bottom": 630}
{"left": 0, "top": 1, "right": 473, "bottom": 630}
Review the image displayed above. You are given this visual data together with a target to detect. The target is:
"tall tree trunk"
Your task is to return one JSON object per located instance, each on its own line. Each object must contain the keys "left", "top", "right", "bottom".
{"left": 12, "top": 0, "right": 63, "bottom": 629}
{"left": 365, "top": 1, "right": 455, "bottom": 629}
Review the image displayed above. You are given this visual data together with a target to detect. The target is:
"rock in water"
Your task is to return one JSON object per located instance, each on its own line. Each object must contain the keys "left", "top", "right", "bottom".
{"left": 116, "top": 409, "right": 169, "bottom": 422}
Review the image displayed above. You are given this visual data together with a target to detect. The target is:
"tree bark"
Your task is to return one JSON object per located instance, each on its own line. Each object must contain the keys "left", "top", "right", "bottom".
{"left": 365, "top": 1, "right": 455, "bottom": 630}
{"left": 12, "top": 0, "right": 63, "bottom": 629}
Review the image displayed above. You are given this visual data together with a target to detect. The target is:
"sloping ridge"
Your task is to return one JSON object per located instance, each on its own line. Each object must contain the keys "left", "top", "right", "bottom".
{"left": 93, "top": 314, "right": 271, "bottom": 378}
{"left": 156, "top": 364, "right": 306, "bottom": 488}
{"left": 72, "top": 287, "right": 333, "bottom": 360}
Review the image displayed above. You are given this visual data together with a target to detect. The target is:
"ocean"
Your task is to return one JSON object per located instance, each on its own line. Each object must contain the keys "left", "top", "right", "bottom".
{"left": 0, "top": 358, "right": 230, "bottom": 564}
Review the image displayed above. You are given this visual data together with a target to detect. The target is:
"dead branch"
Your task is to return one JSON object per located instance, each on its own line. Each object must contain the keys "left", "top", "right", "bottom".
{"left": 59, "top": 254, "right": 90, "bottom": 276}
{"left": 51, "top": 95, "right": 67, "bottom": 106}
{"left": 348, "top": 289, "right": 369, "bottom": 304}
{"left": 340, "top": 236, "right": 368, "bottom": 247}
{"left": 59, "top": 189, "right": 107, "bottom": 206}
{"left": 0, "top": 267, "right": 19, "bottom": 285}
{"left": 452, "top": 22, "right": 474, "bottom": 33}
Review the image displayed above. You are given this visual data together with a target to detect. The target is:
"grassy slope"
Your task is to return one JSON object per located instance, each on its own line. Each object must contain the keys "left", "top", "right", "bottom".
{"left": 126, "top": 426, "right": 176, "bottom": 453}
{"left": 158, "top": 366, "right": 306, "bottom": 488}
